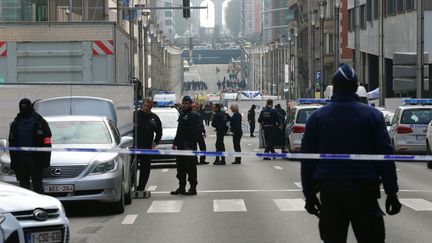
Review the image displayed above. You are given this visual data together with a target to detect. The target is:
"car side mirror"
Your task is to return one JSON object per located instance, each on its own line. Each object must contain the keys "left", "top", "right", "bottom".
{"left": 0, "top": 138, "right": 7, "bottom": 148}
{"left": 119, "top": 136, "right": 133, "bottom": 148}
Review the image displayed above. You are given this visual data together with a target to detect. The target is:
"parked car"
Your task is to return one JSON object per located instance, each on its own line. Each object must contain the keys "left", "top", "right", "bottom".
{"left": 151, "top": 107, "right": 179, "bottom": 163}
{"left": 0, "top": 181, "right": 70, "bottom": 243}
{"left": 0, "top": 116, "right": 133, "bottom": 214}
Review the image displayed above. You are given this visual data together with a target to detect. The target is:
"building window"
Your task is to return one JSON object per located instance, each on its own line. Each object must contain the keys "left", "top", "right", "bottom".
{"left": 397, "top": 0, "right": 405, "bottom": 13}
{"left": 326, "top": 34, "right": 334, "bottom": 54}
{"left": 387, "top": 0, "right": 395, "bottom": 15}
{"left": 165, "top": 19, "right": 172, "bottom": 26}
{"left": 374, "top": 0, "right": 379, "bottom": 19}
{"left": 348, "top": 9, "right": 354, "bottom": 32}
{"left": 406, "top": 0, "right": 414, "bottom": 11}
{"left": 367, "top": 0, "right": 372, "bottom": 21}
{"left": 360, "top": 4, "right": 366, "bottom": 29}
{"left": 165, "top": 11, "right": 172, "bottom": 17}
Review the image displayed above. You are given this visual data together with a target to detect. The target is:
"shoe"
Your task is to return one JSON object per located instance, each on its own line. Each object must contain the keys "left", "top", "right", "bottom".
{"left": 170, "top": 187, "right": 186, "bottom": 195}
{"left": 232, "top": 161, "right": 241, "bottom": 164}
{"left": 199, "top": 161, "right": 210, "bottom": 165}
{"left": 184, "top": 186, "right": 197, "bottom": 196}
{"left": 213, "top": 161, "right": 225, "bottom": 165}
{"left": 136, "top": 185, "right": 145, "bottom": 191}
{"left": 251, "top": 135, "right": 255, "bottom": 137}
{"left": 263, "top": 158, "right": 271, "bottom": 161}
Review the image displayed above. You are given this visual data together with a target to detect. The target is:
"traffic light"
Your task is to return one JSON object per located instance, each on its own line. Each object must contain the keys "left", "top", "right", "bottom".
{"left": 183, "top": 0, "right": 190, "bottom": 19}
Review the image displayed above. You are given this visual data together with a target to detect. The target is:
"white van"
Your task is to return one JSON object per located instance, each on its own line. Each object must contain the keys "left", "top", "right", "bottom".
{"left": 324, "top": 85, "right": 368, "bottom": 104}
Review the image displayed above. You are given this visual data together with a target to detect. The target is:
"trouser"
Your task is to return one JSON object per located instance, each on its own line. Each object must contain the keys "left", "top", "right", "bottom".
{"left": 17, "top": 168, "right": 44, "bottom": 194}
{"left": 176, "top": 152, "right": 198, "bottom": 187}
{"left": 215, "top": 130, "right": 226, "bottom": 162}
{"left": 196, "top": 134, "right": 207, "bottom": 163}
{"left": 263, "top": 126, "right": 276, "bottom": 153}
{"left": 249, "top": 121, "right": 255, "bottom": 135}
{"left": 318, "top": 181, "right": 385, "bottom": 243}
{"left": 138, "top": 154, "right": 152, "bottom": 189}
{"left": 233, "top": 132, "right": 242, "bottom": 162}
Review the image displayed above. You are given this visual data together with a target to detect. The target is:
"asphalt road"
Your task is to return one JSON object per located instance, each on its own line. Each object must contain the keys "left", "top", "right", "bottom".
{"left": 66, "top": 126, "right": 432, "bottom": 243}
{"left": 183, "top": 64, "right": 227, "bottom": 96}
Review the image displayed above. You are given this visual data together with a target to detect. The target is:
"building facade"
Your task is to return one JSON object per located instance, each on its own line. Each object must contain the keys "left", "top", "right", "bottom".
{"left": 262, "top": 0, "right": 293, "bottom": 43}
{"left": 241, "top": 0, "right": 262, "bottom": 42}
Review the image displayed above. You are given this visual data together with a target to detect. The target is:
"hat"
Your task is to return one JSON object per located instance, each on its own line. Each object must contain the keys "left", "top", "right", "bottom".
{"left": 333, "top": 63, "right": 358, "bottom": 85}
{"left": 182, "top": 96, "right": 193, "bottom": 103}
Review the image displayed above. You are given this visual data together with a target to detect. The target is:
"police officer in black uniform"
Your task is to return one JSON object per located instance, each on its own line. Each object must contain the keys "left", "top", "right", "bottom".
{"left": 134, "top": 98, "right": 162, "bottom": 192}
{"left": 258, "top": 99, "right": 280, "bottom": 160}
{"left": 301, "top": 64, "right": 401, "bottom": 243}
{"left": 192, "top": 101, "right": 209, "bottom": 165}
{"left": 171, "top": 96, "right": 200, "bottom": 195}
{"left": 247, "top": 104, "right": 256, "bottom": 137}
{"left": 212, "top": 104, "right": 228, "bottom": 165}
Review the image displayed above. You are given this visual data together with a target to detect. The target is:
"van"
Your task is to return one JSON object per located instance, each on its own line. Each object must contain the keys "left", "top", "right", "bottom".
{"left": 324, "top": 85, "right": 368, "bottom": 104}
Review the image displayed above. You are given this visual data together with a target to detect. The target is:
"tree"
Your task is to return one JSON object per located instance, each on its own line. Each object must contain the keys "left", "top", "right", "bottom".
{"left": 224, "top": 0, "right": 241, "bottom": 36}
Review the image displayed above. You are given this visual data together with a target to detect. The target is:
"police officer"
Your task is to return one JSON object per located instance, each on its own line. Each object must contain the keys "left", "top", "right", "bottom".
{"left": 212, "top": 104, "right": 227, "bottom": 165}
{"left": 171, "top": 96, "right": 200, "bottom": 195}
{"left": 258, "top": 99, "right": 280, "bottom": 160}
{"left": 134, "top": 98, "right": 162, "bottom": 192}
{"left": 192, "top": 102, "right": 209, "bottom": 165}
{"left": 247, "top": 104, "right": 256, "bottom": 137}
{"left": 9, "top": 98, "right": 52, "bottom": 193}
{"left": 301, "top": 64, "right": 401, "bottom": 243}
{"left": 230, "top": 104, "right": 242, "bottom": 164}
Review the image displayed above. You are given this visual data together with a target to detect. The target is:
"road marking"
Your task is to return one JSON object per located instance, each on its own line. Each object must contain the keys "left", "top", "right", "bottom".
{"left": 213, "top": 199, "right": 247, "bottom": 212}
{"left": 274, "top": 166, "right": 283, "bottom": 170}
{"left": 248, "top": 144, "right": 253, "bottom": 146}
{"left": 151, "top": 189, "right": 432, "bottom": 194}
{"left": 294, "top": 182, "right": 302, "bottom": 188}
{"left": 161, "top": 169, "right": 169, "bottom": 173}
{"left": 273, "top": 199, "right": 306, "bottom": 211}
{"left": 242, "top": 139, "right": 247, "bottom": 142}
{"left": 253, "top": 149, "right": 259, "bottom": 152}
{"left": 396, "top": 168, "right": 401, "bottom": 171}
{"left": 121, "top": 214, "right": 138, "bottom": 225}
{"left": 147, "top": 185, "right": 158, "bottom": 192}
{"left": 400, "top": 198, "right": 432, "bottom": 211}
{"left": 147, "top": 200, "right": 183, "bottom": 213}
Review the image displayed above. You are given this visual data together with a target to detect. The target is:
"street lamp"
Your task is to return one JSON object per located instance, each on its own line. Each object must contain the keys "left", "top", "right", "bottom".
{"left": 318, "top": 0, "right": 327, "bottom": 98}
{"left": 334, "top": 0, "right": 341, "bottom": 68}
{"left": 310, "top": 10, "right": 317, "bottom": 98}
{"left": 141, "top": 10, "right": 151, "bottom": 97}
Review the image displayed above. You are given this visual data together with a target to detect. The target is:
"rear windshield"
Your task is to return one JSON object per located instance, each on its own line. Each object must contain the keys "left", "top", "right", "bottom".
{"left": 296, "top": 109, "right": 318, "bottom": 124}
{"left": 401, "top": 109, "right": 432, "bottom": 124}
{"left": 49, "top": 121, "right": 112, "bottom": 144}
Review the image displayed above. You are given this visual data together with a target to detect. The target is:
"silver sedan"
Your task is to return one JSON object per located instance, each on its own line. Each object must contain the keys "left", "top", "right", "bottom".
{"left": 0, "top": 116, "right": 133, "bottom": 214}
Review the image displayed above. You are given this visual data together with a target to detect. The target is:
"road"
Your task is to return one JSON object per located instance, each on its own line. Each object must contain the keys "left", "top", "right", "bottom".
{"left": 183, "top": 64, "right": 226, "bottom": 96}
{"left": 67, "top": 127, "right": 432, "bottom": 243}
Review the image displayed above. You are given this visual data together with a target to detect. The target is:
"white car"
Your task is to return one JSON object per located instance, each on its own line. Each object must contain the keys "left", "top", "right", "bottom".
{"left": 425, "top": 120, "right": 432, "bottom": 169}
{"left": 151, "top": 107, "right": 180, "bottom": 163}
{"left": 284, "top": 99, "right": 328, "bottom": 152}
{"left": 0, "top": 181, "right": 70, "bottom": 243}
{"left": 389, "top": 99, "right": 432, "bottom": 154}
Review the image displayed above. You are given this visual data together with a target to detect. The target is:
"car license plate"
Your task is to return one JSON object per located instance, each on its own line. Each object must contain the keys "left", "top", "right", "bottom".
{"left": 28, "top": 230, "right": 62, "bottom": 243}
{"left": 44, "top": 184, "right": 74, "bottom": 193}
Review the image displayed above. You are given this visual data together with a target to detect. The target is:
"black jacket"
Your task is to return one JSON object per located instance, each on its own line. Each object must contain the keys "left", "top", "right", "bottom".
{"left": 258, "top": 106, "right": 280, "bottom": 126}
{"left": 212, "top": 110, "right": 228, "bottom": 132}
{"left": 247, "top": 108, "right": 256, "bottom": 122}
{"left": 9, "top": 112, "right": 52, "bottom": 170}
{"left": 134, "top": 110, "right": 162, "bottom": 148}
{"left": 196, "top": 112, "right": 206, "bottom": 135}
{"left": 230, "top": 112, "right": 243, "bottom": 134}
{"left": 174, "top": 109, "right": 200, "bottom": 150}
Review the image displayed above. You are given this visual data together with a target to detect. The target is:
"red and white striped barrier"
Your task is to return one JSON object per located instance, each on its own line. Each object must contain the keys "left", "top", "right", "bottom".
{"left": 0, "top": 41, "right": 7, "bottom": 56}
{"left": 92, "top": 40, "right": 114, "bottom": 55}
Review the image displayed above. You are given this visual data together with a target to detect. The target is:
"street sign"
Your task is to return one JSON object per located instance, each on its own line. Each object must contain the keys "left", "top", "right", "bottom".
{"left": 316, "top": 71, "right": 321, "bottom": 82}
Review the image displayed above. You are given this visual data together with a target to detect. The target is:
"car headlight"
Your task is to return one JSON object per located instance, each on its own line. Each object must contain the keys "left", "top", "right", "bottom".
{"left": 91, "top": 160, "right": 117, "bottom": 174}
{"left": 0, "top": 162, "right": 15, "bottom": 175}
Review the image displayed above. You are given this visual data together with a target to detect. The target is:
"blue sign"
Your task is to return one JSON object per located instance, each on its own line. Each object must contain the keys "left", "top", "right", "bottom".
{"left": 315, "top": 71, "right": 321, "bottom": 82}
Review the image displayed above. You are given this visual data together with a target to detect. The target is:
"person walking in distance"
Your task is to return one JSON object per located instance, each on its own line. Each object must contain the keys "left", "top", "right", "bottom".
{"left": 258, "top": 99, "right": 281, "bottom": 160}
{"left": 301, "top": 64, "right": 401, "bottom": 243}
{"left": 9, "top": 98, "right": 52, "bottom": 193}
{"left": 212, "top": 104, "right": 228, "bottom": 165}
{"left": 230, "top": 104, "right": 242, "bottom": 164}
{"left": 134, "top": 98, "right": 162, "bottom": 192}
{"left": 192, "top": 101, "right": 209, "bottom": 165}
{"left": 171, "top": 96, "right": 200, "bottom": 195}
{"left": 247, "top": 104, "right": 256, "bottom": 137}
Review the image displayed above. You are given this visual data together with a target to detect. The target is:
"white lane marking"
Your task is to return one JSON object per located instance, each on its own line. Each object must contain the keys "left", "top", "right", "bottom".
{"left": 274, "top": 166, "right": 283, "bottom": 170}
{"left": 147, "top": 200, "right": 183, "bottom": 213}
{"left": 273, "top": 199, "right": 306, "bottom": 211}
{"left": 396, "top": 168, "right": 401, "bottom": 171}
{"left": 248, "top": 144, "right": 253, "bottom": 146}
{"left": 253, "top": 149, "right": 259, "bottom": 152}
{"left": 294, "top": 182, "right": 302, "bottom": 188}
{"left": 147, "top": 185, "right": 158, "bottom": 192}
{"left": 242, "top": 139, "right": 247, "bottom": 142}
{"left": 400, "top": 198, "right": 432, "bottom": 211}
{"left": 213, "top": 199, "right": 247, "bottom": 212}
{"left": 161, "top": 169, "right": 169, "bottom": 173}
{"left": 121, "top": 214, "right": 138, "bottom": 225}
{"left": 151, "top": 189, "right": 432, "bottom": 194}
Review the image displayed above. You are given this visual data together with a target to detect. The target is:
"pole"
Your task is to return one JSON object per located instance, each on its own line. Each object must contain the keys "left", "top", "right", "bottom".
{"left": 144, "top": 27, "right": 149, "bottom": 97}
{"left": 68, "top": 0, "right": 72, "bottom": 21}
{"left": 335, "top": 4, "right": 340, "bottom": 68}
{"left": 117, "top": 0, "right": 122, "bottom": 25}
{"left": 378, "top": 0, "right": 386, "bottom": 106}
{"left": 308, "top": 9, "right": 313, "bottom": 98}
{"left": 129, "top": 10, "right": 135, "bottom": 79}
{"left": 320, "top": 18, "right": 325, "bottom": 98}
{"left": 295, "top": 33, "right": 299, "bottom": 99}
{"left": 138, "top": 19, "right": 143, "bottom": 86}
{"left": 354, "top": 0, "right": 361, "bottom": 83}
{"left": 416, "top": 0, "right": 424, "bottom": 98}
{"left": 83, "top": 0, "right": 89, "bottom": 21}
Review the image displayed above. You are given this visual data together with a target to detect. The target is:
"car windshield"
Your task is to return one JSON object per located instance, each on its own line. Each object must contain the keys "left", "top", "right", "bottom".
{"left": 155, "top": 111, "right": 179, "bottom": 128}
{"left": 49, "top": 121, "right": 112, "bottom": 144}
{"left": 401, "top": 109, "right": 432, "bottom": 124}
{"left": 296, "top": 108, "right": 318, "bottom": 124}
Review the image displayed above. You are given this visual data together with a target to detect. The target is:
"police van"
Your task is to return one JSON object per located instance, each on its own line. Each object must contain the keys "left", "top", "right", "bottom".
{"left": 284, "top": 99, "right": 328, "bottom": 152}
{"left": 389, "top": 99, "right": 432, "bottom": 154}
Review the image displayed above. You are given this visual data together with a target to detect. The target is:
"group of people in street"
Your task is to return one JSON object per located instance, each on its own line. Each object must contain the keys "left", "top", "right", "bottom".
{"left": 182, "top": 80, "right": 208, "bottom": 92}
{"left": 216, "top": 77, "right": 247, "bottom": 91}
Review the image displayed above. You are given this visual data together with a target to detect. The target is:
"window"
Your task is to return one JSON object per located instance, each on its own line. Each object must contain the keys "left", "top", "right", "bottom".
{"left": 406, "top": 0, "right": 414, "bottom": 11}
{"left": 397, "top": 0, "right": 405, "bottom": 13}
{"left": 165, "top": 11, "right": 172, "bottom": 17}
{"left": 387, "top": 0, "right": 395, "bottom": 15}
{"left": 326, "top": 34, "right": 334, "bottom": 54}
{"left": 374, "top": 0, "right": 379, "bottom": 19}
{"left": 367, "top": 0, "right": 372, "bottom": 21}
{"left": 348, "top": 9, "right": 354, "bottom": 31}
{"left": 296, "top": 109, "right": 318, "bottom": 124}
{"left": 108, "top": 120, "right": 120, "bottom": 145}
{"left": 401, "top": 109, "right": 432, "bottom": 124}
{"left": 360, "top": 4, "right": 366, "bottom": 29}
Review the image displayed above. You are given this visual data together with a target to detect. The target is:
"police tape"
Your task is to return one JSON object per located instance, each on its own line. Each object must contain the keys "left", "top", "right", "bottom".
{"left": 0, "top": 146, "right": 431, "bottom": 161}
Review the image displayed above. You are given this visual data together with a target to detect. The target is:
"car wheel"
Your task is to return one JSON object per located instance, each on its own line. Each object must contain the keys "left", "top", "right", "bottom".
{"left": 428, "top": 162, "right": 432, "bottom": 169}
{"left": 125, "top": 176, "right": 133, "bottom": 205}
{"left": 110, "top": 186, "right": 125, "bottom": 214}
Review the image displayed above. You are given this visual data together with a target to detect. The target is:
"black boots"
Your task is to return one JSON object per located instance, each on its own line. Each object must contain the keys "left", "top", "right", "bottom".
{"left": 232, "top": 157, "right": 241, "bottom": 164}
{"left": 214, "top": 157, "right": 226, "bottom": 165}
{"left": 170, "top": 186, "right": 186, "bottom": 195}
{"left": 184, "top": 185, "right": 197, "bottom": 196}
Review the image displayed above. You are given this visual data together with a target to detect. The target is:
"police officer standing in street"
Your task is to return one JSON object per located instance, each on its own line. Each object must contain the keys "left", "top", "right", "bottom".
{"left": 301, "top": 64, "right": 401, "bottom": 243}
{"left": 134, "top": 98, "right": 162, "bottom": 192}
{"left": 171, "top": 96, "right": 200, "bottom": 195}
{"left": 192, "top": 101, "right": 209, "bottom": 165}
{"left": 9, "top": 98, "right": 52, "bottom": 194}
{"left": 258, "top": 99, "right": 280, "bottom": 160}
{"left": 212, "top": 104, "right": 228, "bottom": 165}
{"left": 230, "top": 104, "right": 242, "bottom": 164}
{"left": 247, "top": 104, "right": 256, "bottom": 137}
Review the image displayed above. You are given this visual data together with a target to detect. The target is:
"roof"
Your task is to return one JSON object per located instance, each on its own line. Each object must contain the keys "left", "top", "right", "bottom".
{"left": 45, "top": 116, "right": 107, "bottom": 122}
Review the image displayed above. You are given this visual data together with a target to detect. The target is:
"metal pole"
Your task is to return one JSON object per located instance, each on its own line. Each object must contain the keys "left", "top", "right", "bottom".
{"left": 260, "top": 48, "right": 263, "bottom": 93}
{"left": 295, "top": 33, "right": 299, "bottom": 99}
{"left": 138, "top": 20, "right": 143, "bottom": 86}
{"left": 308, "top": 9, "right": 313, "bottom": 99}
{"left": 378, "top": 0, "right": 386, "bottom": 106}
{"left": 272, "top": 46, "right": 275, "bottom": 96}
{"left": 354, "top": 0, "right": 361, "bottom": 82}
{"left": 312, "top": 26, "right": 316, "bottom": 98}
{"left": 82, "top": 0, "right": 89, "bottom": 21}
{"left": 129, "top": 11, "right": 135, "bottom": 78}
{"left": 416, "top": 0, "right": 424, "bottom": 98}
{"left": 68, "top": 0, "right": 72, "bottom": 21}
{"left": 335, "top": 4, "right": 340, "bottom": 68}
{"left": 117, "top": 0, "right": 122, "bottom": 25}
{"left": 144, "top": 27, "right": 149, "bottom": 97}
{"left": 320, "top": 18, "right": 325, "bottom": 98}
